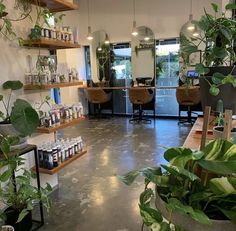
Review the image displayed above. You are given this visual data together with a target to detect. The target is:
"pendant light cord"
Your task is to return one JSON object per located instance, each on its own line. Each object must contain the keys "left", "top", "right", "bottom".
{"left": 133, "top": 0, "right": 136, "bottom": 21}
{"left": 87, "top": 0, "right": 90, "bottom": 26}
{"left": 190, "top": 0, "right": 193, "bottom": 15}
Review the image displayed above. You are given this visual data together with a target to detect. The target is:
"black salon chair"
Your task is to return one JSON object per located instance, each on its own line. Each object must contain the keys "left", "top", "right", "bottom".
{"left": 129, "top": 88, "right": 154, "bottom": 123}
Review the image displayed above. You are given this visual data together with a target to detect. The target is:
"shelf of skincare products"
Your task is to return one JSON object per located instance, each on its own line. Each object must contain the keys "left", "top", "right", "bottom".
{"left": 24, "top": 81, "right": 85, "bottom": 90}
{"left": 32, "top": 137, "right": 86, "bottom": 175}
{"left": 23, "top": 38, "right": 80, "bottom": 50}
{"left": 32, "top": 0, "right": 79, "bottom": 12}
{"left": 37, "top": 104, "right": 84, "bottom": 133}
{"left": 24, "top": 66, "right": 86, "bottom": 90}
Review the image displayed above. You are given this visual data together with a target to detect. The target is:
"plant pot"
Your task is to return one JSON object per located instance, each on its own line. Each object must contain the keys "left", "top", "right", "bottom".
{"left": 213, "top": 126, "right": 236, "bottom": 139}
{"left": 0, "top": 123, "right": 27, "bottom": 150}
{"left": 5, "top": 207, "right": 32, "bottom": 231}
{"left": 155, "top": 192, "right": 236, "bottom": 231}
{"left": 199, "top": 66, "right": 236, "bottom": 114}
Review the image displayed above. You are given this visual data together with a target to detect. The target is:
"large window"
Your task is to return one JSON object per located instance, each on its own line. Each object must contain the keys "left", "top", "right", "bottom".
{"left": 112, "top": 43, "right": 131, "bottom": 80}
{"left": 156, "top": 39, "right": 180, "bottom": 116}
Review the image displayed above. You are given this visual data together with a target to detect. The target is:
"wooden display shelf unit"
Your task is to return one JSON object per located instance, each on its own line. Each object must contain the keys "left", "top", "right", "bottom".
{"left": 24, "top": 81, "right": 85, "bottom": 90}
{"left": 36, "top": 117, "right": 85, "bottom": 134}
{"left": 32, "top": 149, "right": 87, "bottom": 175}
{"left": 32, "top": 0, "right": 79, "bottom": 12}
{"left": 23, "top": 38, "right": 81, "bottom": 49}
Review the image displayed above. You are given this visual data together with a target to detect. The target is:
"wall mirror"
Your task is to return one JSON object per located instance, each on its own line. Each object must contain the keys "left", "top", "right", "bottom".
{"left": 131, "top": 26, "right": 155, "bottom": 86}
{"left": 89, "top": 30, "right": 113, "bottom": 85}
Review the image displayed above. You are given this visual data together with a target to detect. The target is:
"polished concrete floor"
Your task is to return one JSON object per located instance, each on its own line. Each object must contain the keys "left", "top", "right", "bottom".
{"left": 40, "top": 117, "right": 191, "bottom": 231}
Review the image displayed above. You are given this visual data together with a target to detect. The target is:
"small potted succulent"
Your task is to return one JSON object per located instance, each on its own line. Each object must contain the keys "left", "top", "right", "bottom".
{"left": 181, "top": 2, "right": 236, "bottom": 113}
{"left": 119, "top": 139, "right": 236, "bottom": 231}
{"left": 0, "top": 80, "right": 39, "bottom": 150}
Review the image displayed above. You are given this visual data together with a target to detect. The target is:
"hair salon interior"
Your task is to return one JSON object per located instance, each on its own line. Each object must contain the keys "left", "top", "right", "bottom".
{"left": 0, "top": 0, "right": 236, "bottom": 231}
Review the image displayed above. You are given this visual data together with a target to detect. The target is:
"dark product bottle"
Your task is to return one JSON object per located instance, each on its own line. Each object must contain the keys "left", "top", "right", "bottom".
{"left": 38, "top": 147, "right": 44, "bottom": 168}
{"left": 52, "top": 146, "right": 58, "bottom": 167}
{"left": 43, "top": 147, "right": 48, "bottom": 169}
{"left": 47, "top": 148, "right": 54, "bottom": 170}
{"left": 68, "top": 144, "right": 73, "bottom": 158}
{"left": 65, "top": 147, "right": 69, "bottom": 160}
{"left": 74, "top": 140, "right": 78, "bottom": 154}
{"left": 57, "top": 145, "right": 62, "bottom": 165}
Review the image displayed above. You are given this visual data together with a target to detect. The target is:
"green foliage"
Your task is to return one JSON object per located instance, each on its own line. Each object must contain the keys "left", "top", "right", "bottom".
{"left": 180, "top": 2, "right": 236, "bottom": 96}
{"left": 0, "top": 81, "right": 39, "bottom": 138}
{"left": 0, "top": 149, "right": 52, "bottom": 223}
{"left": 119, "top": 139, "right": 236, "bottom": 230}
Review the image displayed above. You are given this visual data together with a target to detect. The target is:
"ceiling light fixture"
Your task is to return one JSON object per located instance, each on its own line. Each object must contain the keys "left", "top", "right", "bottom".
{"left": 187, "top": 0, "right": 195, "bottom": 31}
{"left": 144, "top": 28, "right": 150, "bottom": 41}
{"left": 104, "top": 34, "right": 110, "bottom": 44}
{"left": 131, "top": 0, "right": 138, "bottom": 36}
{"left": 87, "top": 0, "right": 93, "bottom": 40}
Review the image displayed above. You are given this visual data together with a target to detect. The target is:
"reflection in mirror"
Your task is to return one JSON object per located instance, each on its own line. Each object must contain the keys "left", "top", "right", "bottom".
{"left": 89, "top": 30, "right": 113, "bottom": 86}
{"left": 131, "top": 26, "right": 155, "bottom": 86}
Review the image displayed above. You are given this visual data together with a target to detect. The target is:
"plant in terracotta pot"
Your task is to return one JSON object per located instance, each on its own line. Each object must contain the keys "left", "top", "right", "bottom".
{"left": 119, "top": 139, "right": 236, "bottom": 231}
{"left": 0, "top": 134, "right": 52, "bottom": 231}
{"left": 0, "top": 80, "right": 39, "bottom": 149}
{"left": 181, "top": 2, "right": 236, "bottom": 113}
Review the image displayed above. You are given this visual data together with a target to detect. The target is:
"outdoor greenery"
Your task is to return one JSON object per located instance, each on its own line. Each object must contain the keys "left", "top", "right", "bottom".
{"left": 180, "top": 3, "right": 236, "bottom": 96}
{"left": 119, "top": 139, "right": 236, "bottom": 231}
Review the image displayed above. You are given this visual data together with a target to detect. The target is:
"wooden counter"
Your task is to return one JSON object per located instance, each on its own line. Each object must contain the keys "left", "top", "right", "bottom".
{"left": 79, "top": 86, "right": 177, "bottom": 90}
{"left": 183, "top": 117, "right": 236, "bottom": 149}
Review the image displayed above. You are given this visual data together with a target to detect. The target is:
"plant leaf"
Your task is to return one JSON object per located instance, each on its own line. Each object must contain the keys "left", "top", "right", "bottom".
{"left": 2, "top": 81, "right": 23, "bottom": 90}
{"left": 118, "top": 170, "right": 140, "bottom": 185}
{"left": 161, "top": 165, "right": 199, "bottom": 181}
{"left": 218, "top": 208, "right": 236, "bottom": 223}
{"left": 160, "top": 222, "right": 171, "bottom": 231}
{"left": 0, "top": 169, "right": 12, "bottom": 182}
{"left": 209, "top": 177, "right": 236, "bottom": 194}
{"left": 209, "top": 85, "right": 220, "bottom": 96}
{"left": 139, "top": 204, "right": 163, "bottom": 226}
{"left": 10, "top": 99, "right": 39, "bottom": 137}
{"left": 212, "top": 72, "right": 225, "bottom": 85}
{"left": 195, "top": 63, "right": 210, "bottom": 75}
{"left": 166, "top": 198, "right": 212, "bottom": 225}
{"left": 140, "top": 188, "right": 154, "bottom": 206}
{"left": 225, "top": 3, "right": 236, "bottom": 10}
{"left": 198, "top": 159, "right": 236, "bottom": 174}
{"left": 16, "top": 209, "right": 29, "bottom": 223}
{"left": 211, "top": 3, "right": 218, "bottom": 12}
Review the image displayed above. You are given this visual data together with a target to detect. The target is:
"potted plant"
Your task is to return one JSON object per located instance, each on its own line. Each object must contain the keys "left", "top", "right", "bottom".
{"left": 0, "top": 80, "right": 39, "bottom": 149}
{"left": 181, "top": 2, "right": 236, "bottom": 113}
{"left": 119, "top": 138, "right": 236, "bottom": 231}
{"left": 0, "top": 135, "right": 52, "bottom": 231}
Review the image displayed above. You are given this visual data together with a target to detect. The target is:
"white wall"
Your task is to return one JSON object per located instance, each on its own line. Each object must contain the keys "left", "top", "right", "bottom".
{"left": 74, "top": 0, "right": 222, "bottom": 45}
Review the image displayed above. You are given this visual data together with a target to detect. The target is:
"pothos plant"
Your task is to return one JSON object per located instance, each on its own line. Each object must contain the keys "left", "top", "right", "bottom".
{"left": 119, "top": 139, "right": 236, "bottom": 231}
{"left": 180, "top": 2, "right": 236, "bottom": 96}
{"left": 0, "top": 0, "right": 65, "bottom": 44}
{"left": 0, "top": 133, "right": 52, "bottom": 224}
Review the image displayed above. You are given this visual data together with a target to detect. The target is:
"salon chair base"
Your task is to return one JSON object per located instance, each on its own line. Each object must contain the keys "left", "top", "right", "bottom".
{"left": 129, "top": 108, "right": 152, "bottom": 124}
{"left": 178, "top": 106, "right": 198, "bottom": 126}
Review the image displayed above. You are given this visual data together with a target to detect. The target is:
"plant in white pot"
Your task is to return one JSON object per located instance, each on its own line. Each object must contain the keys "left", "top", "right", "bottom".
{"left": 119, "top": 139, "right": 236, "bottom": 231}
{"left": 0, "top": 80, "right": 39, "bottom": 149}
{"left": 181, "top": 2, "right": 236, "bottom": 113}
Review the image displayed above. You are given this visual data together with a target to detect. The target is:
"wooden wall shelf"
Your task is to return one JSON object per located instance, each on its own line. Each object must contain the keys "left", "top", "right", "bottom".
{"left": 36, "top": 117, "right": 85, "bottom": 134}
{"left": 32, "top": 0, "right": 79, "bottom": 12}
{"left": 32, "top": 149, "right": 87, "bottom": 175}
{"left": 24, "top": 81, "right": 85, "bottom": 90}
{"left": 23, "top": 38, "right": 81, "bottom": 50}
